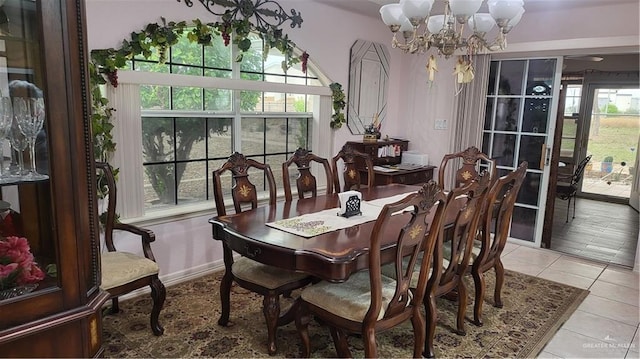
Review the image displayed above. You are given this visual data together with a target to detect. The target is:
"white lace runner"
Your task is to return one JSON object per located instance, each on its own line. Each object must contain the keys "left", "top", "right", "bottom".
{"left": 266, "top": 191, "right": 417, "bottom": 238}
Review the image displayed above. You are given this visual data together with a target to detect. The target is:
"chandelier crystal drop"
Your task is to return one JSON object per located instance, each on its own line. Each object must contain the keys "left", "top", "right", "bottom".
{"left": 380, "top": 0, "right": 525, "bottom": 84}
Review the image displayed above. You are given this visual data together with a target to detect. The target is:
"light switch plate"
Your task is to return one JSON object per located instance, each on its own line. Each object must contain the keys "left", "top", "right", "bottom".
{"left": 434, "top": 119, "right": 448, "bottom": 130}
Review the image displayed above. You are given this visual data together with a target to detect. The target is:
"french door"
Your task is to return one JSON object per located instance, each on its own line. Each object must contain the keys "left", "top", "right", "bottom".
{"left": 482, "top": 58, "right": 562, "bottom": 246}
{"left": 578, "top": 83, "right": 639, "bottom": 206}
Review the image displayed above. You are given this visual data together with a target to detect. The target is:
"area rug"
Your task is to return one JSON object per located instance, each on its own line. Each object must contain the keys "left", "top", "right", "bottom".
{"left": 102, "top": 269, "right": 588, "bottom": 358}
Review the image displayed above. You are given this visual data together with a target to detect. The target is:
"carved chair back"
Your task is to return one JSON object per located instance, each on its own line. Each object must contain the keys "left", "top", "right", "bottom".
{"left": 282, "top": 148, "right": 333, "bottom": 202}
{"left": 438, "top": 146, "right": 497, "bottom": 190}
{"left": 331, "top": 144, "right": 374, "bottom": 192}
{"left": 212, "top": 152, "right": 277, "bottom": 216}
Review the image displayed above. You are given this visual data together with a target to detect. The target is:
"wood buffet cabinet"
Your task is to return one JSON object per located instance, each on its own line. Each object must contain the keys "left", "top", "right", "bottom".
{"left": 0, "top": 1, "right": 107, "bottom": 357}
{"left": 346, "top": 140, "right": 436, "bottom": 186}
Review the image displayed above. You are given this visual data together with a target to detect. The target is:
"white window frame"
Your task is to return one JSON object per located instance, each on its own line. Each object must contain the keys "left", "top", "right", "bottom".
{"left": 105, "top": 70, "right": 333, "bottom": 224}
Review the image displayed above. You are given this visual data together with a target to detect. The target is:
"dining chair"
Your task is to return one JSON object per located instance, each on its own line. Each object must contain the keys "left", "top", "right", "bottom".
{"left": 96, "top": 161, "right": 166, "bottom": 336}
{"left": 422, "top": 171, "right": 491, "bottom": 358}
{"left": 438, "top": 146, "right": 497, "bottom": 191}
{"left": 556, "top": 155, "right": 592, "bottom": 222}
{"left": 331, "top": 144, "right": 375, "bottom": 192}
{"left": 469, "top": 161, "right": 527, "bottom": 327}
{"left": 294, "top": 181, "right": 448, "bottom": 358}
{"left": 212, "top": 152, "right": 314, "bottom": 355}
{"left": 282, "top": 147, "right": 333, "bottom": 202}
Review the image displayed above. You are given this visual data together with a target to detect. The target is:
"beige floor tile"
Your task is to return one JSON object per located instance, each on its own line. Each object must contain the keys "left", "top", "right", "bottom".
{"left": 501, "top": 256, "right": 545, "bottom": 276}
{"left": 502, "top": 241, "right": 520, "bottom": 256}
{"left": 578, "top": 295, "right": 640, "bottom": 326}
{"left": 599, "top": 266, "right": 640, "bottom": 290}
{"left": 538, "top": 267, "right": 597, "bottom": 289}
{"left": 543, "top": 328, "right": 629, "bottom": 358}
{"left": 590, "top": 280, "right": 640, "bottom": 307}
{"left": 505, "top": 246, "right": 562, "bottom": 267}
{"left": 548, "top": 255, "right": 607, "bottom": 279}
{"left": 563, "top": 310, "right": 637, "bottom": 345}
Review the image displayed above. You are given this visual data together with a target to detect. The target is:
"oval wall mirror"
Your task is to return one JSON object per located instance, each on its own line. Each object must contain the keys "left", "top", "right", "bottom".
{"left": 347, "top": 40, "right": 390, "bottom": 135}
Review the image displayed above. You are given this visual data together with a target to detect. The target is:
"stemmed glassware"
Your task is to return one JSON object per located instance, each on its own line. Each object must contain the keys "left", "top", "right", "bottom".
{"left": 0, "top": 98, "right": 13, "bottom": 182}
{"left": 12, "top": 97, "right": 47, "bottom": 181}
{"left": 9, "top": 113, "right": 27, "bottom": 179}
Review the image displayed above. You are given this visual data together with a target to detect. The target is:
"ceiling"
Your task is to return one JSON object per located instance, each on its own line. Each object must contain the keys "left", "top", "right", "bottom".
{"left": 313, "top": 0, "right": 639, "bottom": 73}
{"left": 314, "top": 0, "right": 640, "bottom": 19}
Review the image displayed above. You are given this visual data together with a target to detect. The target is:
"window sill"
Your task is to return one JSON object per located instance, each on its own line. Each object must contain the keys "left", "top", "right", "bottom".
{"left": 121, "top": 187, "right": 332, "bottom": 227}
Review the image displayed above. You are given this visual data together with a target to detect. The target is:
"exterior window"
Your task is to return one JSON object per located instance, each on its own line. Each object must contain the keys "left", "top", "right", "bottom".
{"left": 128, "top": 32, "right": 320, "bottom": 213}
{"left": 560, "top": 84, "right": 581, "bottom": 159}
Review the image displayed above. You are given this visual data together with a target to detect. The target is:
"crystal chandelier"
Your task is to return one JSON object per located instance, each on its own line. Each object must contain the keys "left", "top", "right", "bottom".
{"left": 380, "top": 0, "right": 525, "bottom": 84}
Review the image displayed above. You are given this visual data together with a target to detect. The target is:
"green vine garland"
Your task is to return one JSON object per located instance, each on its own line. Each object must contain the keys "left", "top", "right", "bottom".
{"left": 89, "top": 17, "right": 309, "bottom": 163}
{"left": 329, "top": 82, "right": 346, "bottom": 129}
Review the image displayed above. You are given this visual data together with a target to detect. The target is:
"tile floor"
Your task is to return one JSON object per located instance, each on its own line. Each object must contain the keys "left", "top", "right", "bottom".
{"left": 550, "top": 198, "right": 638, "bottom": 267}
{"left": 499, "top": 243, "right": 639, "bottom": 358}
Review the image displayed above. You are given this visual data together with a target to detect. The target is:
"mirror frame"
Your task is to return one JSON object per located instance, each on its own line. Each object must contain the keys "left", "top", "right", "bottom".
{"left": 347, "top": 40, "right": 390, "bottom": 135}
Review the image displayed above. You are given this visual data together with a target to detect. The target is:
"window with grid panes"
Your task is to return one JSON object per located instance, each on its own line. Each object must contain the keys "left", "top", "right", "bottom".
{"left": 130, "top": 31, "right": 321, "bottom": 212}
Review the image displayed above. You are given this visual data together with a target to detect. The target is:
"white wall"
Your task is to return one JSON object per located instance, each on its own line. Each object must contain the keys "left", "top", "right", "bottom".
{"left": 85, "top": 0, "right": 640, "bottom": 281}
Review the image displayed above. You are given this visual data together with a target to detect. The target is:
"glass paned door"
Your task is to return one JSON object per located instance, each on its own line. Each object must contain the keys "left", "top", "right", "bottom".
{"left": 483, "top": 58, "right": 561, "bottom": 245}
{"left": 580, "top": 86, "right": 639, "bottom": 200}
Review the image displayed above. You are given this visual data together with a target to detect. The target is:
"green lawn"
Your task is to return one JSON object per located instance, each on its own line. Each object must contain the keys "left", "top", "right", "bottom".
{"left": 586, "top": 115, "right": 639, "bottom": 165}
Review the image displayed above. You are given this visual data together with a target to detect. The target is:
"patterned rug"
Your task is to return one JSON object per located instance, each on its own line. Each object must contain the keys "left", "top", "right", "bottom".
{"left": 103, "top": 269, "right": 588, "bottom": 358}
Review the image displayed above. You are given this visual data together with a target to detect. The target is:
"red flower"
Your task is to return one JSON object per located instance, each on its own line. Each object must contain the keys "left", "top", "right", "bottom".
{"left": 0, "top": 236, "right": 45, "bottom": 290}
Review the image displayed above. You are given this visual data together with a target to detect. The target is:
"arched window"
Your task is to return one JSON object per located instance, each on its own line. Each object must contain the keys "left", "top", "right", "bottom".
{"left": 108, "top": 31, "right": 331, "bottom": 220}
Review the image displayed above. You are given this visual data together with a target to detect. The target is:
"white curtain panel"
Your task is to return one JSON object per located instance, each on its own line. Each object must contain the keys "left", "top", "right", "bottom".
{"left": 445, "top": 54, "right": 491, "bottom": 188}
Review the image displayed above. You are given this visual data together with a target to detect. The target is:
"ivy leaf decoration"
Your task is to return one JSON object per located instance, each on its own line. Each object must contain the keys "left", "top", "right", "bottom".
{"left": 329, "top": 82, "right": 346, "bottom": 129}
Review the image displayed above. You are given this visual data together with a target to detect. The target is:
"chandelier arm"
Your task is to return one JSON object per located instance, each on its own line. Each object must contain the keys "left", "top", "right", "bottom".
{"left": 177, "top": 0, "right": 303, "bottom": 30}
{"left": 177, "top": 0, "right": 236, "bottom": 16}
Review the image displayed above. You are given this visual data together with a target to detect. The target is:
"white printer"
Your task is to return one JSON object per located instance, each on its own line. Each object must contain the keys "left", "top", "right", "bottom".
{"left": 401, "top": 151, "right": 429, "bottom": 166}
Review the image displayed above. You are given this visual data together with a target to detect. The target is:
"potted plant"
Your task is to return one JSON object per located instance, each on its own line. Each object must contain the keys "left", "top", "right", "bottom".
{"left": 601, "top": 155, "right": 614, "bottom": 173}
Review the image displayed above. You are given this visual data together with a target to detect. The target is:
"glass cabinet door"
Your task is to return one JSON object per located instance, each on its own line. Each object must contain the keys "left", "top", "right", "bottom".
{"left": 0, "top": 0, "right": 56, "bottom": 300}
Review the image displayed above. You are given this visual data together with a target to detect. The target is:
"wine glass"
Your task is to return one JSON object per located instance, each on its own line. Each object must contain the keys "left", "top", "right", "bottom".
{"left": 0, "top": 98, "right": 13, "bottom": 181}
{"left": 9, "top": 111, "right": 28, "bottom": 180}
{"left": 13, "top": 97, "right": 46, "bottom": 180}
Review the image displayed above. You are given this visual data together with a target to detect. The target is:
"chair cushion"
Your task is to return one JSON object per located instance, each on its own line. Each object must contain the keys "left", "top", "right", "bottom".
{"left": 301, "top": 270, "right": 397, "bottom": 322}
{"left": 232, "top": 257, "right": 309, "bottom": 290}
{"left": 101, "top": 251, "right": 159, "bottom": 290}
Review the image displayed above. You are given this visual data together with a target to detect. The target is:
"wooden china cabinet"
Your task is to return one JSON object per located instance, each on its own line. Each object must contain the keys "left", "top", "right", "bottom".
{"left": 0, "top": 0, "right": 107, "bottom": 357}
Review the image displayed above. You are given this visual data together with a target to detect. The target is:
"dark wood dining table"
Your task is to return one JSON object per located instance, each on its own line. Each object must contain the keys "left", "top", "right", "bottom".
{"left": 209, "top": 183, "right": 424, "bottom": 282}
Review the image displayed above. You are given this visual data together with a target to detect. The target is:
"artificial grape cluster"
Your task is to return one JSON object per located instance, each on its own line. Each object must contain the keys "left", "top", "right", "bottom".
{"left": 221, "top": 31, "right": 230, "bottom": 46}
{"left": 106, "top": 70, "right": 118, "bottom": 88}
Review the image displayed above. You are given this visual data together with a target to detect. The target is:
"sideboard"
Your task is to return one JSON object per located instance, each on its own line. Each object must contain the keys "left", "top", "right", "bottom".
{"left": 346, "top": 140, "right": 436, "bottom": 186}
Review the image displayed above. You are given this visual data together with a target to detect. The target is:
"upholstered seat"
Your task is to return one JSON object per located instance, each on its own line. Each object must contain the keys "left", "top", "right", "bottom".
{"left": 101, "top": 252, "right": 159, "bottom": 290}
{"left": 96, "top": 161, "right": 166, "bottom": 336}
{"left": 232, "top": 259, "right": 309, "bottom": 289}
{"left": 301, "top": 271, "right": 399, "bottom": 322}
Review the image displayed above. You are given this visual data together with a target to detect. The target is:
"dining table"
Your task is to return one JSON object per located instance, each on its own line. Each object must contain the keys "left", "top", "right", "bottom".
{"left": 209, "top": 183, "right": 429, "bottom": 283}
